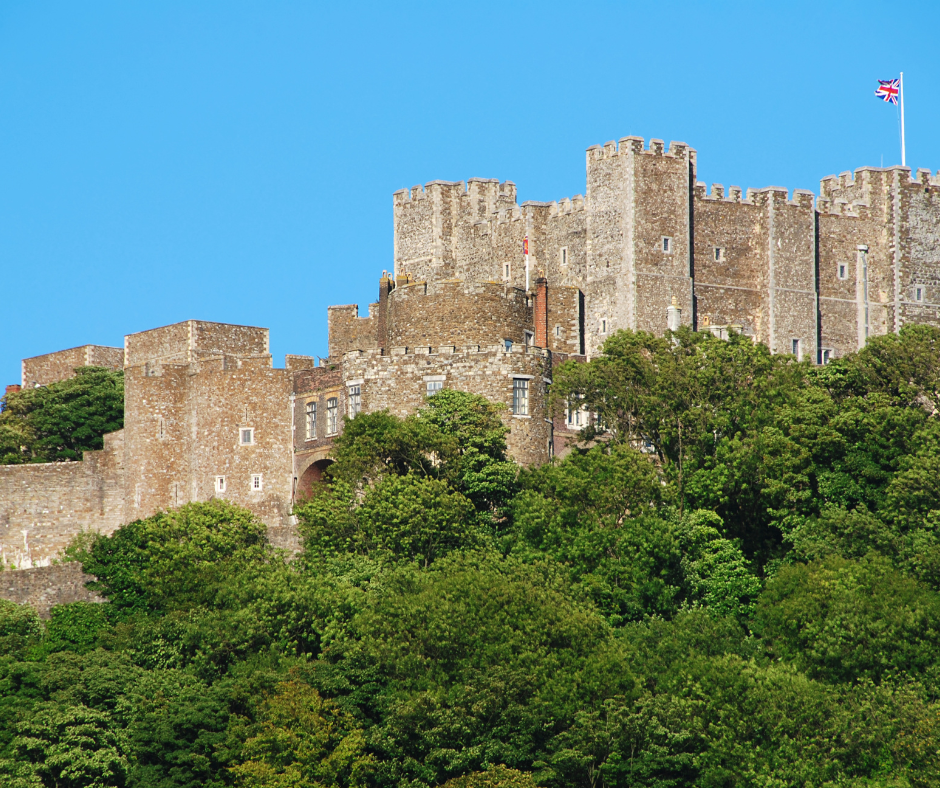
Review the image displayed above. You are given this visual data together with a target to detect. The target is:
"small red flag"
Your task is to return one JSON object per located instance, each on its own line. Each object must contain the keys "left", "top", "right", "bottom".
{"left": 523, "top": 237, "right": 529, "bottom": 255}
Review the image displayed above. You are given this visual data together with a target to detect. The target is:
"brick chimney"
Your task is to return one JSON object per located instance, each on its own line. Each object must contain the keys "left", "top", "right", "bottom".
{"left": 534, "top": 277, "right": 549, "bottom": 349}
{"left": 5, "top": 384, "right": 21, "bottom": 397}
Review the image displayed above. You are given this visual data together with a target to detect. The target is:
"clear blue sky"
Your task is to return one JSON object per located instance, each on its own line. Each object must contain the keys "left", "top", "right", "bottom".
{"left": 2, "top": 1, "right": 937, "bottom": 386}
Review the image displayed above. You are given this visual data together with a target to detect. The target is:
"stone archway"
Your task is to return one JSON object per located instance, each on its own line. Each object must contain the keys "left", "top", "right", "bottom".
{"left": 296, "top": 459, "right": 333, "bottom": 502}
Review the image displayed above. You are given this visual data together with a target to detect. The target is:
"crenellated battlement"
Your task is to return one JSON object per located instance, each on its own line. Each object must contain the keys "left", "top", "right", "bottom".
{"left": 586, "top": 136, "right": 695, "bottom": 162}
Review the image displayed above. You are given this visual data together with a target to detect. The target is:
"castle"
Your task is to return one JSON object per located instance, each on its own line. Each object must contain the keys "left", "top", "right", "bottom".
{"left": 3, "top": 135, "right": 940, "bottom": 569}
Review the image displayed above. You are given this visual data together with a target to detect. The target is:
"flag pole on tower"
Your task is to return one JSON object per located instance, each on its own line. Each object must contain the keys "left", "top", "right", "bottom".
{"left": 900, "top": 71, "right": 906, "bottom": 167}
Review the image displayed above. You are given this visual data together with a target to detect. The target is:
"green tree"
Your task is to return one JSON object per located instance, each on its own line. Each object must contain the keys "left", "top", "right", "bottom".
{"left": 0, "top": 367, "right": 124, "bottom": 464}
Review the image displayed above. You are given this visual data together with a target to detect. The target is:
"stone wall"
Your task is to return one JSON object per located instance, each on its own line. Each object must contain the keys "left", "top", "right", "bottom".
{"left": 0, "top": 562, "right": 104, "bottom": 618}
{"left": 385, "top": 279, "right": 533, "bottom": 350}
{"left": 341, "top": 345, "right": 553, "bottom": 466}
{"left": 22, "top": 345, "right": 124, "bottom": 387}
{"left": 0, "top": 431, "right": 124, "bottom": 568}
{"left": 125, "top": 320, "right": 269, "bottom": 366}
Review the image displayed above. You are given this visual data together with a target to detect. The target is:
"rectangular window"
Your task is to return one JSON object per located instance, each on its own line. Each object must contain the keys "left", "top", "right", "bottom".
{"left": 822, "top": 349, "right": 832, "bottom": 364}
{"left": 240, "top": 428, "right": 254, "bottom": 445}
{"left": 524, "top": 330, "right": 535, "bottom": 347}
{"left": 916, "top": 287, "right": 924, "bottom": 302}
{"left": 348, "top": 385, "right": 361, "bottom": 418}
{"left": 504, "top": 339, "right": 513, "bottom": 351}
{"left": 504, "top": 263, "right": 511, "bottom": 279}
{"left": 662, "top": 237, "right": 672, "bottom": 253}
{"left": 838, "top": 263, "right": 847, "bottom": 280}
{"left": 216, "top": 476, "right": 226, "bottom": 493}
{"left": 305, "top": 401, "right": 317, "bottom": 440}
{"left": 426, "top": 380, "right": 443, "bottom": 396}
{"left": 567, "top": 397, "right": 585, "bottom": 428}
{"left": 792, "top": 339, "right": 801, "bottom": 358}
{"left": 560, "top": 247, "right": 568, "bottom": 266}
{"left": 601, "top": 319, "right": 607, "bottom": 334}
{"left": 251, "top": 474, "right": 262, "bottom": 491}
{"left": 555, "top": 325, "right": 561, "bottom": 337}
{"left": 512, "top": 378, "right": 529, "bottom": 416}
{"left": 326, "top": 397, "right": 338, "bottom": 435}
{"left": 714, "top": 247, "right": 723, "bottom": 262}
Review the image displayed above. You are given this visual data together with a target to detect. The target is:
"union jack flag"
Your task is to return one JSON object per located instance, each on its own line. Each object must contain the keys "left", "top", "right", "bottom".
{"left": 875, "top": 78, "right": 900, "bottom": 105}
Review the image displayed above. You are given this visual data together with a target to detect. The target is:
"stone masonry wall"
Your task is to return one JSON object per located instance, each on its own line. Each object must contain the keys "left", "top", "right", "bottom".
{"left": 125, "top": 320, "right": 268, "bottom": 367}
{"left": 0, "top": 562, "right": 105, "bottom": 618}
{"left": 328, "top": 304, "right": 380, "bottom": 358}
{"left": 342, "top": 345, "right": 553, "bottom": 466}
{"left": 22, "top": 345, "right": 124, "bottom": 387}
{"left": 385, "top": 280, "right": 533, "bottom": 350}
{"left": 0, "top": 431, "right": 124, "bottom": 568}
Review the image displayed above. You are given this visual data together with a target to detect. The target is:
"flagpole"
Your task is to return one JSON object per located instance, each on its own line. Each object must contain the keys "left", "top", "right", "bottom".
{"left": 900, "top": 71, "right": 906, "bottom": 167}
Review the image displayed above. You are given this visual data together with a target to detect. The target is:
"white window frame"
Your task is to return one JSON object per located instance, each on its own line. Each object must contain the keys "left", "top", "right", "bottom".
{"left": 792, "top": 338, "right": 801, "bottom": 358}
{"left": 662, "top": 236, "right": 673, "bottom": 253}
{"left": 326, "top": 397, "right": 338, "bottom": 436}
{"left": 305, "top": 400, "right": 317, "bottom": 440}
{"left": 714, "top": 247, "right": 723, "bottom": 262}
{"left": 239, "top": 427, "right": 254, "bottom": 446}
{"left": 560, "top": 247, "right": 568, "bottom": 266}
{"left": 504, "top": 262, "right": 511, "bottom": 280}
{"left": 215, "top": 476, "right": 226, "bottom": 494}
{"left": 822, "top": 349, "right": 832, "bottom": 364}
{"left": 512, "top": 377, "right": 529, "bottom": 416}
{"left": 837, "top": 263, "right": 848, "bottom": 280}
{"left": 524, "top": 330, "right": 535, "bottom": 347}
{"left": 601, "top": 318, "right": 608, "bottom": 334}
{"left": 916, "top": 287, "right": 924, "bottom": 302}
{"left": 426, "top": 380, "right": 443, "bottom": 396}
{"left": 250, "top": 473, "right": 263, "bottom": 492}
{"left": 348, "top": 385, "right": 361, "bottom": 418}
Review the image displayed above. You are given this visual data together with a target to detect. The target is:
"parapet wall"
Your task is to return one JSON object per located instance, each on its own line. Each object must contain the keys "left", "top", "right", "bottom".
{"left": 0, "top": 562, "right": 104, "bottom": 618}
{"left": 126, "top": 320, "right": 269, "bottom": 367}
{"left": 385, "top": 279, "right": 533, "bottom": 349}
{"left": 22, "top": 345, "right": 124, "bottom": 387}
{"left": 0, "top": 431, "right": 125, "bottom": 568}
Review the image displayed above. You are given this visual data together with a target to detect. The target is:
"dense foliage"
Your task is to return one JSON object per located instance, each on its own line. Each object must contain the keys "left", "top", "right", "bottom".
{"left": 0, "top": 367, "right": 124, "bottom": 464}
{"left": 4, "top": 330, "right": 940, "bottom": 787}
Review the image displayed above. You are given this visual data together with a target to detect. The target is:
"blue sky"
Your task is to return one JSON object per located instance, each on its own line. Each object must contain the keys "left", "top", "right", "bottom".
{"left": 2, "top": 1, "right": 937, "bottom": 385}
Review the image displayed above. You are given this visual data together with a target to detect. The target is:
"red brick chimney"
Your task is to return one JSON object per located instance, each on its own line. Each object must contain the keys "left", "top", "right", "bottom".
{"left": 534, "top": 277, "right": 549, "bottom": 349}
{"left": 5, "top": 384, "right": 21, "bottom": 397}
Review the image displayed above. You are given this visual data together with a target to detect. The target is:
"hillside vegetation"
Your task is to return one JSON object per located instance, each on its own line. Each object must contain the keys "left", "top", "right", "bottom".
{"left": 3, "top": 328, "right": 940, "bottom": 787}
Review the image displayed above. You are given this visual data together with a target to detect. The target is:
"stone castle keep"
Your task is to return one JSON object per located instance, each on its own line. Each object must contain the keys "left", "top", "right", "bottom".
{"left": 3, "top": 135, "right": 940, "bottom": 569}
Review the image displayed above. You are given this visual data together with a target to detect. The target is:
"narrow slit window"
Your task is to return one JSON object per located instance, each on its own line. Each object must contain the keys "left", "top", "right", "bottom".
{"left": 601, "top": 319, "right": 607, "bottom": 334}
{"left": 560, "top": 248, "right": 567, "bottom": 266}
{"left": 305, "top": 401, "right": 317, "bottom": 440}
{"left": 504, "top": 263, "right": 511, "bottom": 279}
{"left": 714, "top": 247, "right": 723, "bottom": 262}
{"left": 512, "top": 378, "right": 529, "bottom": 416}
{"left": 555, "top": 325, "right": 561, "bottom": 337}
{"left": 792, "top": 339, "right": 801, "bottom": 358}
{"left": 916, "top": 287, "right": 924, "bottom": 302}
{"left": 216, "top": 476, "right": 226, "bottom": 494}
{"left": 662, "top": 237, "right": 672, "bottom": 253}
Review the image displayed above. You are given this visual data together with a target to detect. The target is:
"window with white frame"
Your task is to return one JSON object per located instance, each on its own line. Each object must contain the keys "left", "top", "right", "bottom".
{"left": 792, "top": 338, "right": 801, "bottom": 358}
{"left": 250, "top": 474, "right": 263, "bottom": 492}
{"left": 426, "top": 380, "right": 443, "bottom": 396}
{"left": 326, "top": 397, "right": 338, "bottom": 435}
{"left": 348, "top": 385, "right": 361, "bottom": 418}
{"left": 555, "top": 325, "right": 562, "bottom": 337}
{"left": 916, "top": 287, "right": 924, "bottom": 302}
{"left": 662, "top": 237, "right": 672, "bottom": 253}
{"left": 838, "top": 263, "right": 848, "bottom": 280}
{"left": 504, "top": 262, "right": 511, "bottom": 280}
{"left": 512, "top": 378, "right": 529, "bottom": 416}
{"left": 305, "top": 400, "right": 317, "bottom": 440}
{"left": 215, "top": 476, "right": 226, "bottom": 494}
{"left": 567, "top": 396, "right": 586, "bottom": 428}
{"left": 601, "top": 318, "right": 608, "bottom": 334}
{"left": 524, "top": 330, "right": 535, "bottom": 347}
{"left": 714, "top": 247, "right": 723, "bottom": 262}
{"left": 560, "top": 247, "right": 568, "bottom": 266}
{"left": 822, "top": 349, "right": 832, "bottom": 364}
{"left": 240, "top": 428, "right": 254, "bottom": 445}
